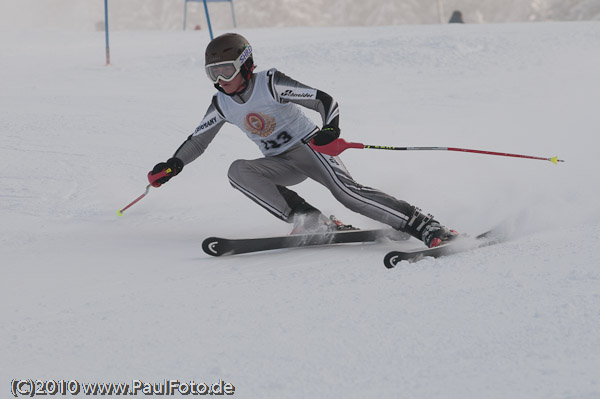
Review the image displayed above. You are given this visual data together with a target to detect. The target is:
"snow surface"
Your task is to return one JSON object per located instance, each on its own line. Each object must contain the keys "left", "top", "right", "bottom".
{"left": 2, "top": 22, "right": 600, "bottom": 398}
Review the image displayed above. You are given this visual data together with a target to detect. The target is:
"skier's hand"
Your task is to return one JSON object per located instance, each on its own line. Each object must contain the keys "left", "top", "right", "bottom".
{"left": 148, "top": 157, "right": 184, "bottom": 187}
{"left": 311, "top": 124, "right": 340, "bottom": 146}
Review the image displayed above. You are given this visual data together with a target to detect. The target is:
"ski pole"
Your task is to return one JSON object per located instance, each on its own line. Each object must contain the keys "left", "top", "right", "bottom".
{"left": 117, "top": 169, "right": 172, "bottom": 216}
{"left": 310, "top": 139, "right": 565, "bottom": 164}
{"left": 117, "top": 184, "right": 151, "bottom": 216}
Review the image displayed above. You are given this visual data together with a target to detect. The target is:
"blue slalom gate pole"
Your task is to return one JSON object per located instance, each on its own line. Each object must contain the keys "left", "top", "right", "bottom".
{"left": 202, "top": 0, "right": 214, "bottom": 40}
{"left": 104, "top": 0, "right": 110, "bottom": 65}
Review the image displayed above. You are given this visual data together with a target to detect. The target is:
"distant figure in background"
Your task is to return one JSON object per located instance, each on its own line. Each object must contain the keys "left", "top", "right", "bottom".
{"left": 449, "top": 10, "right": 465, "bottom": 24}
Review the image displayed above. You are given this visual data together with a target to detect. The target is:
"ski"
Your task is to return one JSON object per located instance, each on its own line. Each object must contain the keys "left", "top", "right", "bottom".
{"left": 203, "top": 229, "right": 411, "bottom": 257}
{"left": 383, "top": 230, "right": 500, "bottom": 268}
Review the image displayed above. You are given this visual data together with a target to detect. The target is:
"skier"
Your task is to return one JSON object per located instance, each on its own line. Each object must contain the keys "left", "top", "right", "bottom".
{"left": 148, "top": 33, "right": 457, "bottom": 248}
{"left": 449, "top": 10, "right": 465, "bottom": 24}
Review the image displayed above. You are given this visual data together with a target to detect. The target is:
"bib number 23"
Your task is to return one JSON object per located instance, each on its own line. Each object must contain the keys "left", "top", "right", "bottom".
{"left": 261, "top": 131, "right": 292, "bottom": 151}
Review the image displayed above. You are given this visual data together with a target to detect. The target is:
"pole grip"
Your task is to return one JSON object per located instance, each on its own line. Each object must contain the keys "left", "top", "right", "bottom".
{"left": 147, "top": 168, "right": 173, "bottom": 188}
{"left": 309, "top": 139, "right": 364, "bottom": 156}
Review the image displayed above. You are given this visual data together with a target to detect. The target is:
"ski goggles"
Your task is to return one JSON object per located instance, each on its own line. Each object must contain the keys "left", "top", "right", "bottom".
{"left": 205, "top": 45, "right": 252, "bottom": 84}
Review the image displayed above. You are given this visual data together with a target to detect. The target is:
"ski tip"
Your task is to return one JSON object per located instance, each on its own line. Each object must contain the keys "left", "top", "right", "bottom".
{"left": 117, "top": 210, "right": 124, "bottom": 216}
{"left": 202, "top": 237, "right": 224, "bottom": 257}
{"left": 384, "top": 252, "right": 401, "bottom": 269}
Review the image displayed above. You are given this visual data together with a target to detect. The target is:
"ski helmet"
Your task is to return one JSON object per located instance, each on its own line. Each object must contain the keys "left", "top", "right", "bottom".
{"left": 205, "top": 33, "right": 254, "bottom": 87}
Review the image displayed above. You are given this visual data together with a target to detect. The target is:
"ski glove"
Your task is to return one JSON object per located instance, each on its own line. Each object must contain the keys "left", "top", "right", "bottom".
{"left": 311, "top": 124, "right": 340, "bottom": 146}
{"left": 148, "top": 157, "right": 184, "bottom": 187}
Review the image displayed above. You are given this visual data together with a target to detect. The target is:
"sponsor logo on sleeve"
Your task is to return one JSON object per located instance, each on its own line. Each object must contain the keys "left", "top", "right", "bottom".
{"left": 280, "top": 88, "right": 315, "bottom": 99}
{"left": 192, "top": 114, "right": 218, "bottom": 136}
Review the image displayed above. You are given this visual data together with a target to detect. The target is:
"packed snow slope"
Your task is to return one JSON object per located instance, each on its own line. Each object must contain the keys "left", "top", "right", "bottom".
{"left": 2, "top": 22, "right": 600, "bottom": 398}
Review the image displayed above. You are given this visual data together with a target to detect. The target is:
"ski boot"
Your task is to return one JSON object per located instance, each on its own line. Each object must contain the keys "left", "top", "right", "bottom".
{"left": 422, "top": 222, "right": 459, "bottom": 248}
{"left": 404, "top": 207, "right": 458, "bottom": 248}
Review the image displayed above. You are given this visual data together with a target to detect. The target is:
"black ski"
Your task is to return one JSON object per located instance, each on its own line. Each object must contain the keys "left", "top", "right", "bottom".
{"left": 383, "top": 230, "right": 500, "bottom": 268}
{"left": 203, "top": 229, "right": 411, "bottom": 257}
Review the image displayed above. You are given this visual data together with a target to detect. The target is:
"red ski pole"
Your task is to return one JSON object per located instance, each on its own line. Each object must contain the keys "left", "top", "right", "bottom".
{"left": 310, "top": 139, "right": 565, "bottom": 165}
{"left": 117, "top": 184, "right": 151, "bottom": 216}
{"left": 117, "top": 169, "right": 172, "bottom": 216}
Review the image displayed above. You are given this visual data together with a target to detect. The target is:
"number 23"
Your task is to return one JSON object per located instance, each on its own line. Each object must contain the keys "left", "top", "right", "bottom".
{"left": 261, "top": 131, "right": 292, "bottom": 150}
